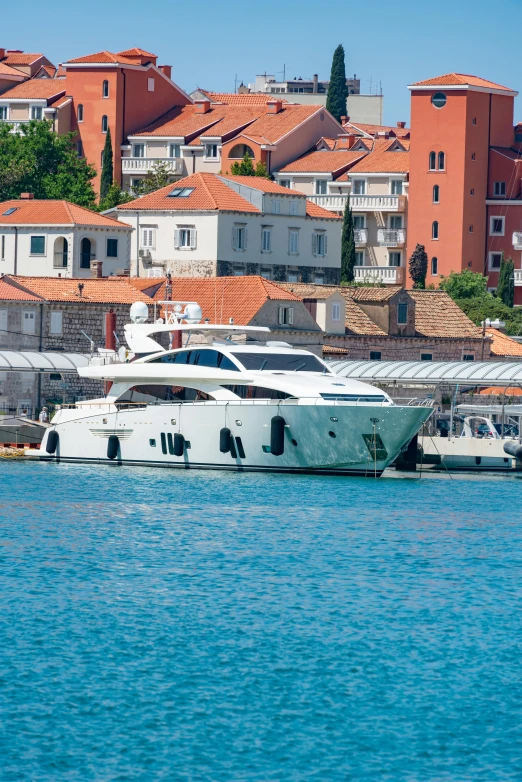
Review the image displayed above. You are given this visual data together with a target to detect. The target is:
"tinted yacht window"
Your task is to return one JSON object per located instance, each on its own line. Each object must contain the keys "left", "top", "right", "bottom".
{"left": 233, "top": 352, "right": 327, "bottom": 372}
{"left": 150, "top": 349, "right": 239, "bottom": 370}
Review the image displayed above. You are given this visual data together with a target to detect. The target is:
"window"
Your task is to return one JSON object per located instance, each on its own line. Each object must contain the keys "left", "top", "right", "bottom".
{"left": 431, "top": 257, "right": 438, "bottom": 275}
{"left": 169, "top": 144, "right": 181, "bottom": 158}
{"left": 390, "top": 215, "right": 403, "bottom": 230}
{"left": 432, "top": 221, "right": 439, "bottom": 240}
{"left": 260, "top": 269, "right": 271, "bottom": 280}
{"left": 77, "top": 103, "right": 84, "bottom": 122}
{"left": 471, "top": 152, "right": 476, "bottom": 161}
{"left": 290, "top": 200, "right": 299, "bottom": 215}
{"left": 0, "top": 106, "right": 7, "bottom": 121}
{"left": 332, "top": 302, "right": 341, "bottom": 322}
{"left": 168, "top": 187, "right": 195, "bottom": 198}
{"left": 494, "top": 181, "right": 506, "bottom": 197}
{"left": 370, "top": 351, "right": 382, "bottom": 361}
{"left": 76, "top": 139, "right": 83, "bottom": 157}
{"left": 280, "top": 179, "right": 291, "bottom": 189}
{"left": 141, "top": 228, "right": 155, "bottom": 249}
{"left": 433, "top": 184, "right": 440, "bottom": 203}
{"left": 133, "top": 144, "right": 145, "bottom": 158}
{"left": 150, "top": 349, "right": 239, "bottom": 371}
{"left": 287, "top": 271, "right": 298, "bottom": 282}
{"left": 352, "top": 179, "right": 366, "bottom": 195}
{"left": 438, "top": 151, "right": 445, "bottom": 170}
{"left": 102, "top": 80, "right": 109, "bottom": 98}
{"left": 31, "top": 106, "right": 43, "bottom": 120}
{"left": 354, "top": 251, "right": 365, "bottom": 266}
{"left": 50, "top": 311, "right": 63, "bottom": 335}
{"left": 391, "top": 180, "right": 403, "bottom": 195}
{"left": 204, "top": 144, "right": 218, "bottom": 159}
{"left": 421, "top": 353, "right": 433, "bottom": 361}
{"left": 490, "top": 217, "right": 505, "bottom": 236}
{"left": 174, "top": 227, "right": 196, "bottom": 249}
{"left": 232, "top": 225, "right": 247, "bottom": 251}
{"left": 389, "top": 252, "right": 401, "bottom": 267}
{"left": 30, "top": 236, "right": 45, "bottom": 255}
{"left": 312, "top": 232, "right": 327, "bottom": 257}
{"left": 261, "top": 228, "right": 272, "bottom": 253}
{"left": 271, "top": 200, "right": 281, "bottom": 214}
{"left": 462, "top": 354, "right": 475, "bottom": 361}
{"left": 489, "top": 252, "right": 503, "bottom": 270}
{"left": 132, "top": 179, "right": 141, "bottom": 192}
{"left": 288, "top": 229, "right": 299, "bottom": 255}
{"left": 429, "top": 151, "right": 436, "bottom": 170}
{"left": 315, "top": 180, "right": 328, "bottom": 195}
{"left": 101, "top": 115, "right": 108, "bottom": 133}
{"left": 472, "top": 117, "right": 477, "bottom": 125}
{"left": 470, "top": 188, "right": 475, "bottom": 196}
{"left": 148, "top": 78, "right": 155, "bottom": 92}
{"left": 432, "top": 92, "right": 447, "bottom": 109}
{"left": 278, "top": 307, "right": 294, "bottom": 326}
{"left": 469, "top": 225, "right": 474, "bottom": 233}
{"left": 106, "top": 238, "right": 118, "bottom": 258}
{"left": 22, "top": 311, "right": 36, "bottom": 334}
{"left": 314, "top": 274, "right": 324, "bottom": 284}
{"left": 233, "top": 267, "right": 245, "bottom": 276}
{"left": 0, "top": 309, "right": 7, "bottom": 332}
{"left": 397, "top": 303, "right": 408, "bottom": 325}
{"left": 1, "top": 235, "right": 4, "bottom": 261}
{"left": 353, "top": 215, "right": 365, "bottom": 229}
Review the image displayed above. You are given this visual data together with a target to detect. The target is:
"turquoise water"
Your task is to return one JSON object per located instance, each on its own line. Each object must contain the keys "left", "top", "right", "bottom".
{"left": 1, "top": 464, "right": 522, "bottom": 781}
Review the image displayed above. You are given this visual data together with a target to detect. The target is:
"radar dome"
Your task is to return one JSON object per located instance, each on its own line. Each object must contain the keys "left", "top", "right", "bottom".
{"left": 130, "top": 301, "right": 149, "bottom": 323}
{"left": 183, "top": 303, "right": 203, "bottom": 324}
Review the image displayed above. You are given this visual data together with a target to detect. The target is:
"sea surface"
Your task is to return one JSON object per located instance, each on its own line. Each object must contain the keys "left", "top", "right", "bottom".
{"left": 1, "top": 463, "right": 522, "bottom": 781}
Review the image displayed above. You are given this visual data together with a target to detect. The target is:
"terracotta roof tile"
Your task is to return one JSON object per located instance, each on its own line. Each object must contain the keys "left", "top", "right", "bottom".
{"left": 486, "top": 328, "right": 522, "bottom": 357}
{"left": 117, "top": 48, "right": 157, "bottom": 58}
{"left": 347, "top": 139, "right": 410, "bottom": 174}
{"left": 344, "top": 121, "right": 410, "bottom": 139}
{"left": 479, "top": 386, "right": 522, "bottom": 396}
{"left": 348, "top": 286, "right": 401, "bottom": 302}
{"left": 235, "top": 104, "right": 327, "bottom": 145}
{"left": 3, "top": 53, "right": 43, "bottom": 66}
{"left": 408, "top": 290, "right": 483, "bottom": 338}
{"left": 0, "top": 279, "right": 42, "bottom": 302}
{"left": 0, "top": 200, "right": 131, "bottom": 228}
{"left": 66, "top": 51, "right": 137, "bottom": 66}
{"left": 278, "top": 149, "right": 366, "bottom": 174}
{"left": 305, "top": 200, "right": 342, "bottom": 219}
{"left": 6, "top": 276, "right": 152, "bottom": 304}
{"left": 343, "top": 296, "right": 387, "bottom": 336}
{"left": 0, "top": 62, "right": 25, "bottom": 78}
{"left": 410, "top": 73, "right": 514, "bottom": 92}
{"left": 133, "top": 104, "right": 262, "bottom": 140}
{"left": 150, "top": 276, "right": 299, "bottom": 325}
{"left": 1, "top": 80, "right": 66, "bottom": 100}
{"left": 202, "top": 92, "right": 290, "bottom": 105}
{"left": 277, "top": 282, "right": 342, "bottom": 298}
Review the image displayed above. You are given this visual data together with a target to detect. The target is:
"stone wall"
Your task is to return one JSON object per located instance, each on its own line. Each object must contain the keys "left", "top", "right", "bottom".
{"left": 216, "top": 260, "right": 340, "bottom": 284}
{"left": 325, "top": 334, "right": 491, "bottom": 361}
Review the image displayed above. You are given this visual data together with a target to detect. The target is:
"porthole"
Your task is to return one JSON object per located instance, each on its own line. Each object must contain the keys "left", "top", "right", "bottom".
{"left": 328, "top": 431, "right": 337, "bottom": 438}
{"left": 235, "top": 420, "right": 242, "bottom": 426}
{"left": 291, "top": 438, "right": 298, "bottom": 447}
{"left": 171, "top": 419, "right": 176, "bottom": 425}
{"left": 330, "top": 417, "right": 338, "bottom": 423}
{"left": 432, "top": 92, "right": 447, "bottom": 109}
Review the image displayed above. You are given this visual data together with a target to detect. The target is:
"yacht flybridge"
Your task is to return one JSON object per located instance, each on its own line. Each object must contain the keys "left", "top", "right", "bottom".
{"left": 33, "top": 301, "right": 433, "bottom": 476}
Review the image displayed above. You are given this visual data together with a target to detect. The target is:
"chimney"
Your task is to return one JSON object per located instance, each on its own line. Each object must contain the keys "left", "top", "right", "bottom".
{"left": 397, "top": 121, "right": 406, "bottom": 129}
{"left": 0, "top": 49, "right": 5, "bottom": 60}
{"left": 159, "top": 64, "right": 172, "bottom": 79}
{"left": 91, "top": 261, "right": 103, "bottom": 278}
{"left": 77, "top": 282, "right": 84, "bottom": 298}
{"left": 194, "top": 99, "right": 211, "bottom": 114}
{"left": 377, "top": 131, "right": 389, "bottom": 139}
{"left": 20, "top": 193, "right": 34, "bottom": 200}
{"left": 267, "top": 99, "right": 283, "bottom": 115}
{"left": 340, "top": 115, "right": 348, "bottom": 125}
{"left": 312, "top": 74, "right": 319, "bottom": 94}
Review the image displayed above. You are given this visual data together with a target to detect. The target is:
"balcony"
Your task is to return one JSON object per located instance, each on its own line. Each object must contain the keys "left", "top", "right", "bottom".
{"left": 354, "top": 228, "right": 368, "bottom": 247}
{"left": 515, "top": 270, "right": 522, "bottom": 286}
{"left": 513, "top": 232, "right": 522, "bottom": 250}
{"left": 377, "top": 228, "right": 406, "bottom": 247}
{"left": 354, "top": 266, "right": 405, "bottom": 285}
{"left": 0, "top": 119, "right": 32, "bottom": 133}
{"left": 121, "top": 158, "right": 184, "bottom": 174}
{"left": 307, "top": 194, "right": 406, "bottom": 212}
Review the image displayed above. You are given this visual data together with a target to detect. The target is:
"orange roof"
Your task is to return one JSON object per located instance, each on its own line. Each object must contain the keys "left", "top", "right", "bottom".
{"left": 234, "top": 104, "right": 327, "bottom": 145}
{"left": 151, "top": 276, "right": 300, "bottom": 325}
{"left": 3, "top": 53, "right": 43, "bottom": 66}
{"left": 35, "top": 64, "right": 57, "bottom": 78}
{"left": 117, "top": 48, "right": 157, "bottom": 58}
{"left": 53, "top": 96, "right": 72, "bottom": 109}
{"left": 0, "top": 80, "right": 66, "bottom": 100}
{"left": 410, "top": 73, "right": 515, "bottom": 92}
{"left": 134, "top": 104, "right": 260, "bottom": 140}
{"left": 305, "top": 201, "right": 342, "bottom": 219}
{"left": 486, "top": 328, "right": 522, "bottom": 357}
{"left": 345, "top": 121, "right": 410, "bottom": 139}
{"left": 479, "top": 386, "right": 522, "bottom": 396}
{"left": 6, "top": 276, "right": 152, "bottom": 305}
{"left": 66, "top": 51, "right": 137, "bottom": 66}
{"left": 0, "top": 279, "right": 42, "bottom": 302}
{"left": 0, "top": 62, "right": 25, "bottom": 79}
{"left": 279, "top": 149, "right": 366, "bottom": 174}
{"left": 203, "top": 92, "right": 290, "bottom": 105}
{"left": 346, "top": 139, "right": 410, "bottom": 174}
{"left": 408, "top": 291, "right": 483, "bottom": 338}
{"left": 0, "top": 200, "right": 131, "bottom": 228}
{"left": 118, "top": 173, "right": 261, "bottom": 213}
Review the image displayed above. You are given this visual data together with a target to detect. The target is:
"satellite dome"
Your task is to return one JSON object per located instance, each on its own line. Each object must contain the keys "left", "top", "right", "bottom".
{"left": 183, "top": 303, "right": 203, "bottom": 324}
{"left": 130, "top": 301, "right": 149, "bottom": 323}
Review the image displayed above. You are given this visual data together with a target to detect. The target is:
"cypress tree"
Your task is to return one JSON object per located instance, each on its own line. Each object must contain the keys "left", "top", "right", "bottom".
{"left": 408, "top": 244, "right": 428, "bottom": 289}
{"left": 100, "top": 126, "right": 113, "bottom": 201}
{"left": 341, "top": 197, "right": 356, "bottom": 283}
{"left": 497, "top": 256, "right": 514, "bottom": 307}
{"left": 326, "top": 44, "right": 348, "bottom": 124}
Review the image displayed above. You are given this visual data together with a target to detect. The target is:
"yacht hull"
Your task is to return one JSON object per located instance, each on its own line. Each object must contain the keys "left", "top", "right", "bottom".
{"left": 420, "top": 435, "right": 522, "bottom": 471}
{"left": 31, "top": 402, "right": 431, "bottom": 477}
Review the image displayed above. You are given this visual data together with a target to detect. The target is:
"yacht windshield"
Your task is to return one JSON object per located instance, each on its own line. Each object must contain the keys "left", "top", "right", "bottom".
{"left": 233, "top": 352, "right": 328, "bottom": 373}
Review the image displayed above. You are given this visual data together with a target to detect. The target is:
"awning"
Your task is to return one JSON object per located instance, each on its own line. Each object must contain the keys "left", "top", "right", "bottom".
{"left": 0, "top": 351, "right": 89, "bottom": 373}
{"left": 329, "top": 360, "right": 522, "bottom": 387}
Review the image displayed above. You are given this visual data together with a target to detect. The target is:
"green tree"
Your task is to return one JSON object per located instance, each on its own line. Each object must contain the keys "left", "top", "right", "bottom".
{"left": 0, "top": 120, "right": 96, "bottom": 207}
{"left": 497, "top": 257, "right": 515, "bottom": 307}
{"left": 100, "top": 126, "right": 113, "bottom": 201}
{"left": 98, "top": 181, "right": 134, "bottom": 212}
{"left": 230, "top": 153, "right": 256, "bottom": 176}
{"left": 340, "top": 197, "right": 356, "bottom": 282}
{"left": 133, "top": 160, "right": 174, "bottom": 195}
{"left": 408, "top": 243, "right": 428, "bottom": 289}
{"left": 439, "top": 269, "right": 488, "bottom": 299}
{"left": 326, "top": 44, "right": 348, "bottom": 124}
{"left": 254, "top": 160, "right": 270, "bottom": 178}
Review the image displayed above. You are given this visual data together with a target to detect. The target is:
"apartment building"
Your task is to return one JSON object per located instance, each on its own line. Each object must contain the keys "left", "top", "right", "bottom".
{"left": 112, "top": 173, "right": 342, "bottom": 282}
{"left": 0, "top": 78, "right": 71, "bottom": 133}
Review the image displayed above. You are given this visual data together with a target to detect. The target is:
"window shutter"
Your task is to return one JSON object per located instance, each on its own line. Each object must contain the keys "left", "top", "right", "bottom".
{"left": 174, "top": 230, "right": 180, "bottom": 249}
{"left": 190, "top": 229, "right": 197, "bottom": 249}
{"left": 324, "top": 234, "right": 328, "bottom": 256}
{"left": 50, "top": 311, "right": 63, "bottom": 334}
{"left": 244, "top": 227, "right": 248, "bottom": 249}
{"left": 288, "top": 307, "right": 294, "bottom": 326}
{"left": 232, "top": 227, "right": 237, "bottom": 250}
{"left": 278, "top": 306, "right": 284, "bottom": 325}
{"left": 312, "top": 233, "right": 317, "bottom": 256}
{"left": 0, "top": 310, "right": 7, "bottom": 332}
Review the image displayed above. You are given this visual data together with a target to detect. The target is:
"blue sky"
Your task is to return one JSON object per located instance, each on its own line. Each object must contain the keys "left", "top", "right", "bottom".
{"left": 4, "top": 0, "right": 522, "bottom": 124}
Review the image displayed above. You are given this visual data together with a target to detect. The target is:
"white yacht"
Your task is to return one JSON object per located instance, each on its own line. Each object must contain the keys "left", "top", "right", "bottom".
{"left": 33, "top": 301, "right": 432, "bottom": 477}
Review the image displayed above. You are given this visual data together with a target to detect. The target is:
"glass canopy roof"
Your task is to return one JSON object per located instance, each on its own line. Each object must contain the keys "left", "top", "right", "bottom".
{"left": 329, "top": 360, "right": 522, "bottom": 386}
{"left": 0, "top": 351, "right": 89, "bottom": 373}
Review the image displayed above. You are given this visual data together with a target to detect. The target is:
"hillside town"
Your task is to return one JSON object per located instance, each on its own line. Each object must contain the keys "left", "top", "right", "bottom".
{"left": 1, "top": 43, "right": 522, "bottom": 417}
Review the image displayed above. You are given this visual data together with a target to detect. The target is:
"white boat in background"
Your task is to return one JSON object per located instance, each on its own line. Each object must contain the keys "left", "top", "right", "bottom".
{"left": 29, "top": 301, "right": 432, "bottom": 477}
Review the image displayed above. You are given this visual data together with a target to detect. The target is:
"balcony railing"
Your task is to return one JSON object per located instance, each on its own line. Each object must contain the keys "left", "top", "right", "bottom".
{"left": 121, "top": 157, "right": 184, "bottom": 174}
{"left": 514, "top": 270, "right": 522, "bottom": 286}
{"left": 354, "top": 228, "right": 368, "bottom": 246}
{"left": 53, "top": 252, "right": 68, "bottom": 269}
{"left": 377, "top": 228, "right": 406, "bottom": 247}
{"left": 513, "top": 232, "right": 522, "bottom": 250}
{"left": 307, "top": 194, "right": 406, "bottom": 212}
{"left": 354, "top": 266, "right": 405, "bottom": 284}
{"left": 0, "top": 119, "right": 33, "bottom": 133}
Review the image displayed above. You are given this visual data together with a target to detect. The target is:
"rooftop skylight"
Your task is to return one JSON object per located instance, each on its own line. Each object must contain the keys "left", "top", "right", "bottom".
{"left": 168, "top": 187, "right": 195, "bottom": 198}
{"left": 2, "top": 208, "right": 17, "bottom": 216}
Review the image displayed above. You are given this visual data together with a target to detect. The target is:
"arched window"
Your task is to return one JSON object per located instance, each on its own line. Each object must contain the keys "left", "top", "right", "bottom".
{"left": 102, "top": 80, "right": 109, "bottom": 98}
{"left": 101, "top": 115, "right": 108, "bottom": 133}
{"left": 433, "top": 184, "right": 439, "bottom": 203}
{"left": 431, "top": 257, "right": 438, "bottom": 275}
{"left": 438, "top": 151, "right": 445, "bottom": 170}
{"left": 432, "top": 221, "right": 439, "bottom": 240}
{"left": 429, "top": 151, "right": 436, "bottom": 170}
{"left": 77, "top": 103, "right": 84, "bottom": 122}
{"left": 229, "top": 143, "right": 255, "bottom": 159}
